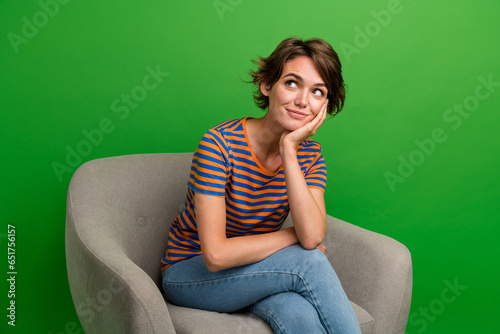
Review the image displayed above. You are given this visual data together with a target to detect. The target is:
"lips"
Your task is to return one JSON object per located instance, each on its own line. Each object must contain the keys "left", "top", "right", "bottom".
{"left": 286, "top": 108, "right": 308, "bottom": 120}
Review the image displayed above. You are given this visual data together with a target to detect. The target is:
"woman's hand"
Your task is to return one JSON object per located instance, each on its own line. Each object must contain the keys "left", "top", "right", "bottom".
{"left": 317, "top": 243, "right": 326, "bottom": 254}
{"left": 280, "top": 99, "right": 328, "bottom": 155}
{"left": 278, "top": 99, "right": 328, "bottom": 251}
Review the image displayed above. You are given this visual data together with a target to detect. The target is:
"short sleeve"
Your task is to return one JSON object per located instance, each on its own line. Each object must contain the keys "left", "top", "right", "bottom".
{"left": 187, "top": 129, "right": 229, "bottom": 197}
{"left": 304, "top": 150, "right": 328, "bottom": 192}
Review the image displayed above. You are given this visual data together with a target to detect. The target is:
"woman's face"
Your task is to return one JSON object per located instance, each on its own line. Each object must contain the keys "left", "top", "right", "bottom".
{"left": 261, "top": 56, "right": 328, "bottom": 131}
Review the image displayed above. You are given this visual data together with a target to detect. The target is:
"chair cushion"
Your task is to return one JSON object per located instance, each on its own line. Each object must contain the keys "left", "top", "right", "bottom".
{"left": 165, "top": 297, "right": 374, "bottom": 334}
{"left": 351, "top": 301, "right": 375, "bottom": 334}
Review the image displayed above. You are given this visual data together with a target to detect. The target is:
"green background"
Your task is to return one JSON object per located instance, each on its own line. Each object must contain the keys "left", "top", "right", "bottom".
{"left": 1, "top": 0, "right": 499, "bottom": 333}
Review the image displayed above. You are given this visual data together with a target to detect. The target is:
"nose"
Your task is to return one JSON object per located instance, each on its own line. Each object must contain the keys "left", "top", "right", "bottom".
{"left": 294, "top": 89, "right": 307, "bottom": 108}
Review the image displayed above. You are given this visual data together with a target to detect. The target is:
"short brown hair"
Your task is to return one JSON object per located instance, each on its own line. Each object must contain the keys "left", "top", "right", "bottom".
{"left": 249, "top": 37, "right": 346, "bottom": 117}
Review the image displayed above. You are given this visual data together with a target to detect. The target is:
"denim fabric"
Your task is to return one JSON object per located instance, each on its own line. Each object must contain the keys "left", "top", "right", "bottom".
{"left": 162, "top": 244, "right": 361, "bottom": 334}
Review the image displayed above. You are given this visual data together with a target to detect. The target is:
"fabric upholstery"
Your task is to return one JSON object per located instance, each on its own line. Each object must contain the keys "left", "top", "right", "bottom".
{"left": 66, "top": 153, "right": 411, "bottom": 334}
{"left": 165, "top": 299, "right": 373, "bottom": 334}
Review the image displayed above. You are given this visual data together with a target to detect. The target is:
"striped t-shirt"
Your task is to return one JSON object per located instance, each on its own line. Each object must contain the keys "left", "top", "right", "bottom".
{"left": 161, "top": 117, "right": 327, "bottom": 272}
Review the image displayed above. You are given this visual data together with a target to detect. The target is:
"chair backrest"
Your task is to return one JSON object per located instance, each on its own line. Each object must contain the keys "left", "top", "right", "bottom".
{"left": 67, "top": 153, "right": 193, "bottom": 287}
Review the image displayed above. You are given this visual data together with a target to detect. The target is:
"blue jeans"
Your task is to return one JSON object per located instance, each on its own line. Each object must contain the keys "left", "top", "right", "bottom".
{"left": 162, "top": 244, "right": 361, "bottom": 334}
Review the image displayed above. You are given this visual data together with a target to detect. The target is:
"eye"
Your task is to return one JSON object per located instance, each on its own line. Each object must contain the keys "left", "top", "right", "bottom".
{"left": 313, "top": 88, "right": 325, "bottom": 97}
{"left": 285, "top": 80, "right": 298, "bottom": 88}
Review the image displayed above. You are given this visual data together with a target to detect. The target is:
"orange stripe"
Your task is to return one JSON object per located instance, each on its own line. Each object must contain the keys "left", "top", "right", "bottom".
{"left": 225, "top": 195, "right": 286, "bottom": 211}
{"left": 193, "top": 149, "right": 227, "bottom": 167}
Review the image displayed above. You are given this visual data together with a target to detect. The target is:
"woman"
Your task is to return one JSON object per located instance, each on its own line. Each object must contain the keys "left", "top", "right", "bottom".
{"left": 161, "top": 37, "right": 361, "bottom": 334}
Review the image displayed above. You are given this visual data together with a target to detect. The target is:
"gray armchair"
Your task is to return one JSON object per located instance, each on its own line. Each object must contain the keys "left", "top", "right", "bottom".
{"left": 65, "top": 153, "right": 412, "bottom": 334}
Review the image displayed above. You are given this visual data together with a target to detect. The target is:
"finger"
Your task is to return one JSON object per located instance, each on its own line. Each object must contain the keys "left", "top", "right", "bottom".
{"left": 309, "top": 101, "right": 326, "bottom": 129}
{"left": 320, "top": 100, "right": 328, "bottom": 123}
{"left": 284, "top": 100, "right": 328, "bottom": 146}
{"left": 312, "top": 99, "right": 328, "bottom": 132}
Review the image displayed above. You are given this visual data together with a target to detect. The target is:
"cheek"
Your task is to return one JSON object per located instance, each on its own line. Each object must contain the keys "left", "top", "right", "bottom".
{"left": 272, "top": 88, "right": 294, "bottom": 104}
{"left": 311, "top": 100, "right": 324, "bottom": 115}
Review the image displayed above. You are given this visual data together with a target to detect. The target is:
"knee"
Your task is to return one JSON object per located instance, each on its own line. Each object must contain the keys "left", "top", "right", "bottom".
{"left": 308, "top": 247, "right": 329, "bottom": 264}
{"left": 275, "top": 294, "right": 326, "bottom": 333}
{"left": 251, "top": 292, "right": 326, "bottom": 333}
{"left": 285, "top": 297, "right": 318, "bottom": 319}
{"left": 290, "top": 247, "right": 341, "bottom": 287}
{"left": 292, "top": 245, "right": 332, "bottom": 270}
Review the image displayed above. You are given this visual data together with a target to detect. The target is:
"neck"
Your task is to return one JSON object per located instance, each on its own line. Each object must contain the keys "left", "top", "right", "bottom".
{"left": 248, "top": 114, "right": 285, "bottom": 157}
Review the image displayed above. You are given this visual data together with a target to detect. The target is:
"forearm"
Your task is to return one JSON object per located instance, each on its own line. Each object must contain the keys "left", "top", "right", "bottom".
{"left": 202, "top": 227, "right": 299, "bottom": 272}
{"left": 281, "top": 146, "right": 326, "bottom": 249}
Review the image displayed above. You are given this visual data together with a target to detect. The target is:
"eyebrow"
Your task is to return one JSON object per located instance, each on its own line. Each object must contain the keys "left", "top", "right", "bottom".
{"left": 283, "top": 73, "right": 327, "bottom": 87}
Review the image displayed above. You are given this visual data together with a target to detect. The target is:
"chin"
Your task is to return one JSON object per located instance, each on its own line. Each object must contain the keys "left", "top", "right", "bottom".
{"left": 283, "top": 118, "right": 307, "bottom": 131}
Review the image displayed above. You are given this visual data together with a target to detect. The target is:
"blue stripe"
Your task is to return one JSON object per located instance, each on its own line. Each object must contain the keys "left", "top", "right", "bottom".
{"left": 230, "top": 179, "right": 287, "bottom": 192}
{"left": 228, "top": 186, "right": 287, "bottom": 199}
{"left": 232, "top": 170, "right": 284, "bottom": 185}
{"left": 226, "top": 199, "right": 288, "bottom": 214}
{"left": 307, "top": 170, "right": 327, "bottom": 178}
{"left": 306, "top": 181, "right": 326, "bottom": 189}
{"left": 229, "top": 139, "right": 248, "bottom": 147}
{"left": 227, "top": 211, "right": 286, "bottom": 224}
{"left": 190, "top": 179, "right": 225, "bottom": 189}
{"left": 214, "top": 119, "right": 238, "bottom": 131}
{"left": 193, "top": 154, "right": 226, "bottom": 171}
{"left": 306, "top": 176, "right": 327, "bottom": 182}
{"left": 231, "top": 148, "right": 254, "bottom": 158}
{"left": 226, "top": 212, "right": 285, "bottom": 224}
{"left": 178, "top": 212, "right": 197, "bottom": 233}
{"left": 167, "top": 245, "right": 200, "bottom": 253}
{"left": 168, "top": 232, "right": 199, "bottom": 249}
{"left": 196, "top": 144, "right": 226, "bottom": 163}
{"left": 226, "top": 131, "right": 245, "bottom": 139}
{"left": 190, "top": 166, "right": 226, "bottom": 182}
{"left": 297, "top": 154, "right": 318, "bottom": 159}
{"left": 201, "top": 134, "right": 228, "bottom": 164}
{"left": 166, "top": 253, "right": 196, "bottom": 259}
{"left": 233, "top": 164, "right": 283, "bottom": 181}
{"left": 188, "top": 182, "right": 225, "bottom": 196}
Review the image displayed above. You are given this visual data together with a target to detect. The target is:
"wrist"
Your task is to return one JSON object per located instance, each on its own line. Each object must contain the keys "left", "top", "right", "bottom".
{"left": 280, "top": 142, "right": 296, "bottom": 159}
{"left": 284, "top": 226, "right": 299, "bottom": 244}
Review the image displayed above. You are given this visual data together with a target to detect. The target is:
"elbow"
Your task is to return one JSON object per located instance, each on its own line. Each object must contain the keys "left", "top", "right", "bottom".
{"left": 295, "top": 216, "right": 327, "bottom": 250}
{"left": 206, "top": 265, "right": 221, "bottom": 273}
{"left": 299, "top": 232, "right": 325, "bottom": 250}
{"left": 206, "top": 264, "right": 222, "bottom": 273}
{"left": 300, "top": 239, "right": 322, "bottom": 250}
{"left": 202, "top": 251, "right": 225, "bottom": 273}
{"left": 300, "top": 237, "right": 323, "bottom": 250}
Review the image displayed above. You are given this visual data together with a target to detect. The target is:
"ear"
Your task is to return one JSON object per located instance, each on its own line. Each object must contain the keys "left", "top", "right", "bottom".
{"left": 260, "top": 82, "right": 271, "bottom": 97}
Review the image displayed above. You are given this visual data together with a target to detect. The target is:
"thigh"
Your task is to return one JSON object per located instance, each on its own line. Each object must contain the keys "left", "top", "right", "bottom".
{"left": 250, "top": 292, "right": 327, "bottom": 334}
{"left": 163, "top": 244, "right": 361, "bottom": 333}
{"left": 162, "top": 244, "right": 326, "bottom": 313}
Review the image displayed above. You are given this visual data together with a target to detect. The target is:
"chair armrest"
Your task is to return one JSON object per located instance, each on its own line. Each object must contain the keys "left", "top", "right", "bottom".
{"left": 66, "top": 208, "right": 177, "bottom": 334}
{"left": 323, "top": 215, "right": 412, "bottom": 334}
